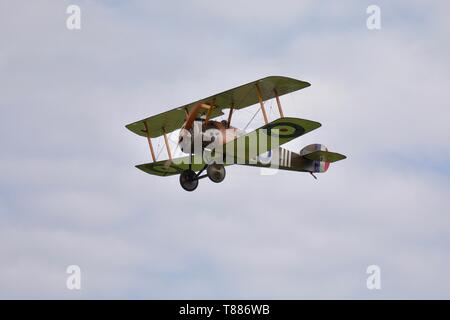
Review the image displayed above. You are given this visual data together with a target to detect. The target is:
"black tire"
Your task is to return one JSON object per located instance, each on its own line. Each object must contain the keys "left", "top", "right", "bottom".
{"left": 179, "top": 170, "right": 199, "bottom": 192}
{"left": 207, "top": 164, "right": 226, "bottom": 183}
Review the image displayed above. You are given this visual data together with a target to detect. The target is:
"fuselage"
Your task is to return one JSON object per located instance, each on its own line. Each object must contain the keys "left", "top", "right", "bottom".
{"left": 178, "top": 119, "right": 244, "bottom": 154}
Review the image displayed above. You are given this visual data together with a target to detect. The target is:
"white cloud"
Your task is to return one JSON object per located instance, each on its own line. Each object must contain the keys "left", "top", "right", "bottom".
{"left": 1, "top": 0, "right": 449, "bottom": 299}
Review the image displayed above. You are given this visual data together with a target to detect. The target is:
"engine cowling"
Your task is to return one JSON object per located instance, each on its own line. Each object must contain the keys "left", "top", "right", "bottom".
{"left": 300, "top": 144, "right": 330, "bottom": 173}
{"left": 179, "top": 120, "right": 240, "bottom": 154}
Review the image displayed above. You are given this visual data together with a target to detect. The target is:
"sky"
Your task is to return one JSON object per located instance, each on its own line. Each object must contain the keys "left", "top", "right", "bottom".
{"left": 1, "top": 0, "right": 450, "bottom": 299}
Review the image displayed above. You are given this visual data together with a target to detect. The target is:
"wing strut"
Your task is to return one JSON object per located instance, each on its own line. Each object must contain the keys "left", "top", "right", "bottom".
{"left": 204, "top": 100, "right": 215, "bottom": 125}
{"left": 143, "top": 121, "right": 156, "bottom": 162}
{"left": 256, "top": 84, "right": 269, "bottom": 124}
{"left": 162, "top": 128, "right": 173, "bottom": 161}
{"left": 227, "top": 103, "right": 234, "bottom": 128}
{"left": 274, "top": 89, "right": 285, "bottom": 118}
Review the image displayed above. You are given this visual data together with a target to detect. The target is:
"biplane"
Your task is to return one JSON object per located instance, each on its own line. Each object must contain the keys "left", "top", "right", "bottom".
{"left": 126, "top": 76, "right": 346, "bottom": 191}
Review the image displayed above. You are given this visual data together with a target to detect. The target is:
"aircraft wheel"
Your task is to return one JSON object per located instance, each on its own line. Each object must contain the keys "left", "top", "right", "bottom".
{"left": 207, "top": 164, "right": 226, "bottom": 183}
{"left": 179, "top": 170, "right": 198, "bottom": 192}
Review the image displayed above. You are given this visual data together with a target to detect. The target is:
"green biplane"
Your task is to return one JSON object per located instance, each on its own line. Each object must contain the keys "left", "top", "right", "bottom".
{"left": 126, "top": 76, "right": 346, "bottom": 191}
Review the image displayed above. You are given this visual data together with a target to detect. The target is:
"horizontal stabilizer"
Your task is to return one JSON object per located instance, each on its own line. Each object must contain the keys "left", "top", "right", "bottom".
{"left": 303, "top": 150, "right": 346, "bottom": 163}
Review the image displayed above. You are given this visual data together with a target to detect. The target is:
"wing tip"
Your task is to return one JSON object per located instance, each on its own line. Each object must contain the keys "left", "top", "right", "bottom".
{"left": 135, "top": 164, "right": 147, "bottom": 171}
{"left": 331, "top": 152, "right": 347, "bottom": 162}
{"left": 264, "top": 75, "right": 310, "bottom": 83}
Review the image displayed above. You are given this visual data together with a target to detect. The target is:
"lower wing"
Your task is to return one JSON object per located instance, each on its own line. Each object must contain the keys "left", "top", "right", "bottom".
{"left": 135, "top": 156, "right": 207, "bottom": 177}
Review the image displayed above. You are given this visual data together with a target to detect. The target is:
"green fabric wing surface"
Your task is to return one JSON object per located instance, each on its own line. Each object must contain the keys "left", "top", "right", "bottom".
{"left": 125, "top": 76, "right": 310, "bottom": 138}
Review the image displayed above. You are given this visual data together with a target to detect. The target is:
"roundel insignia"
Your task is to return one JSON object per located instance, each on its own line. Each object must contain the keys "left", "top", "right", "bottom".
{"left": 258, "top": 150, "right": 272, "bottom": 164}
{"left": 152, "top": 165, "right": 179, "bottom": 174}
{"left": 264, "top": 122, "right": 305, "bottom": 138}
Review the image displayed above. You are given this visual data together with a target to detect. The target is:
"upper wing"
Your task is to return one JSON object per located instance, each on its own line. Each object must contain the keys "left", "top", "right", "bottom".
{"left": 213, "top": 117, "right": 321, "bottom": 163}
{"left": 125, "top": 76, "right": 311, "bottom": 138}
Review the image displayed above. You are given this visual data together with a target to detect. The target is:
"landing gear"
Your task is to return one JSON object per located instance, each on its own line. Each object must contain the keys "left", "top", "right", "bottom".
{"left": 179, "top": 169, "right": 198, "bottom": 192}
{"left": 207, "top": 164, "right": 226, "bottom": 183}
{"left": 179, "top": 164, "right": 226, "bottom": 191}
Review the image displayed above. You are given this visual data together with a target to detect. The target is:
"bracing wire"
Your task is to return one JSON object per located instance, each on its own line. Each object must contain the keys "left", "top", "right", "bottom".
{"left": 243, "top": 99, "right": 277, "bottom": 131}
{"left": 243, "top": 107, "right": 261, "bottom": 131}
{"left": 155, "top": 137, "right": 164, "bottom": 160}
{"left": 169, "top": 130, "right": 181, "bottom": 156}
